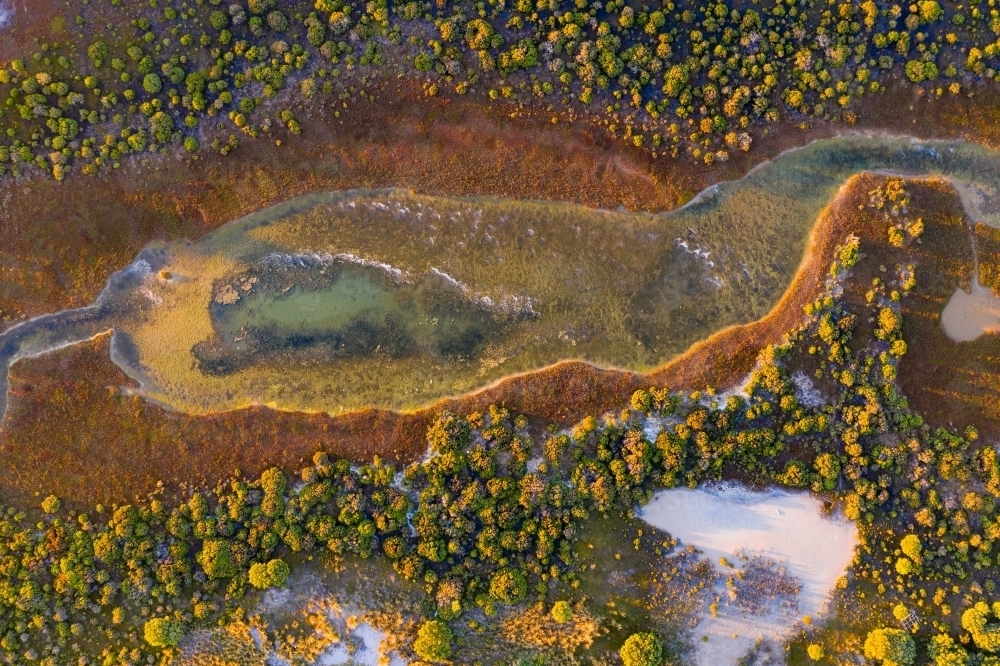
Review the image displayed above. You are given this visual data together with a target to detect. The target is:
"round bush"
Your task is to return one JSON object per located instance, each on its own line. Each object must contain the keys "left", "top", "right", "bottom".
{"left": 266, "top": 10, "right": 288, "bottom": 31}
{"left": 142, "top": 73, "right": 162, "bottom": 94}
{"left": 143, "top": 617, "right": 184, "bottom": 647}
{"left": 620, "top": 632, "right": 663, "bottom": 666}
{"left": 489, "top": 567, "right": 527, "bottom": 604}
{"left": 248, "top": 558, "right": 290, "bottom": 589}
{"left": 413, "top": 619, "right": 452, "bottom": 662}
{"left": 551, "top": 600, "right": 573, "bottom": 623}
{"left": 864, "top": 628, "right": 915, "bottom": 665}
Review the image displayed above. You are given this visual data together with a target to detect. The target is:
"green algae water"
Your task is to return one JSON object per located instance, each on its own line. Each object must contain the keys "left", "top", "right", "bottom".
{"left": 4, "top": 135, "right": 1000, "bottom": 417}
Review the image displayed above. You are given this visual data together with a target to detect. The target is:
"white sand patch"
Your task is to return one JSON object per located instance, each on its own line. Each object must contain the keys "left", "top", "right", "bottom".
{"left": 0, "top": 2, "right": 11, "bottom": 30}
{"left": 317, "top": 623, "right": 407, "bottom": 666}
{"left": 641, "top": 414, "right": 681, "bottom": 442}
{"left": 791, "top": 371, "right": 826, "bottom": 408}
{"left": 940, "top": 205, "right": 1000, "bottom": 342}
{"left": 638, "top": 484, "right": 857, "bottom": 665}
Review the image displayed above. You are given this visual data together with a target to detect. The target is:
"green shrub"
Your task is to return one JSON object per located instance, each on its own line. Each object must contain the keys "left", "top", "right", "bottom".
{"left": 247, "top": 0, "right": 275, "bottom": 14}
{"left": 863, "top": 628, "right": 915, "bottom": 665}
{"left": 489, "top": 567, "right": 527, "bottom": 604}
{"left": 551, "top": 600, "right": 573, "bottom": 623}
{"left": 143, "top": 617, "right": 184, "bottom": 647}
{"left": 413, "top": 620, "right": 453, "bottom": 662}
{"left": 142, "top": 73, "right": 162, "bottom": 94}
{"left": 149, "top": 112, "right": 174, "bottom": 144}
{"left": 620, "top": 632, "right": 663, "bottom": 666}
{"left": 248, "top": 559, "right": 290, "bottom": 589}
{"left": 196, "top": 539, "right": 237, "bottom": 579}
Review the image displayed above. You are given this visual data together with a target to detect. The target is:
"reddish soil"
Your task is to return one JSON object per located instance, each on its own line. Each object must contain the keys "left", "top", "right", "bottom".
{"left": 0, "top": 0, "right": 67, "bottom": 63}
{"left": 0, "top": 172, "right": 888, "bottom": 507}
{"left": 7, "top": 10, "right": 1000, "bottom": 508}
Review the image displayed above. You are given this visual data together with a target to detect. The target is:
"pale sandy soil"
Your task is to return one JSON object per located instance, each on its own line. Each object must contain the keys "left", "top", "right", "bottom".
{"left": 638, "top": 484, "right": 858, "bottom": 665}
{"left": 317, "top": 623, "right": 407, "bottom": 666}
{"left": 251, "top": 584, "right": 409, "bottom": 666}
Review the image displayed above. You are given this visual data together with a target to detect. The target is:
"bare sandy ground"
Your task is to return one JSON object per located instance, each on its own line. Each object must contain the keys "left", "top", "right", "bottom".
{"left": 638, "top": 484, "right": 858, "bottom": 665}
{"left": 317, "top": 622, "right": 407, "bottom": 666}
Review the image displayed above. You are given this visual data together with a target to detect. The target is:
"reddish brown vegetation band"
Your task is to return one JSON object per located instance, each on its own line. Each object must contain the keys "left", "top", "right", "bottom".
{"left": 0, "top": 172, "right": 892, "bottom": 507}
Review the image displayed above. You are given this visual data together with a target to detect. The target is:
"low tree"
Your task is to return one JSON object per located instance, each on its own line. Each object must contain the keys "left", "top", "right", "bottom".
{"left": 961, "top": 601, "right": 1000, "bottom": 651}
{"left": 490, "top": 567, "right": 527, "bottom": 604}
{"left": 551, "top": 600, "right": 573, "bottom": 623}
{"left": 864, "top": 628, "right": 916, "bottom": 665}
{"left": 142, "top": 73, "right": 162, "bottom": 94}
{"left": 149, "top": 112, "right": 174, "bottom": 144}
{"left": 413, "top": 619, "right": 452, "bottom": 662}
{"left": 928, "top": 633, "right": 969, "bottom": 666}
{"left": 620, "top": 632, "right": 663, "bottom": 666}
{"left": 900, "top": 534, "right": 922, "bottom": 562}
{"left": 144, "top": 617, "right": 184, "bottom": 647}
{"left": 248, "top": 559, "right": 290, "bottom": 589}
{"left": 196, "top": 539, "right": 237, "bottom": 579}
{"left": 40, "top": 495, "right": 60, "bottom": 514}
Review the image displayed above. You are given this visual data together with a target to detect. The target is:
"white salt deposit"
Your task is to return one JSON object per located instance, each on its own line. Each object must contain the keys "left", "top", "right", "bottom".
{"left": 638, "top": 484, "right": 857, "bottom": 665}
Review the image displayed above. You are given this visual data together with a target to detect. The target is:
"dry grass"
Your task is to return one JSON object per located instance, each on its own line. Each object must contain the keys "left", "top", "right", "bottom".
{"left": 5, "top": 59, "right": 1000, "bottom": 508}
{"left": 499, "top": 602, "right": 602, "bottom": 652}
{"left": 0, "top": 172, "right": 959, "bottom": 507}
{"left": 178, "top": 618, "right": 272, "bottom": 666}
{"left": 0, "top": 333, "right": 426, "bottom": 507}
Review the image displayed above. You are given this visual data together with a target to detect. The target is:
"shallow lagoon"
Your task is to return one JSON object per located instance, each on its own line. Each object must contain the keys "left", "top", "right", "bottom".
{"left": 3, "top": 135, "right": 1000, "bottom": 416}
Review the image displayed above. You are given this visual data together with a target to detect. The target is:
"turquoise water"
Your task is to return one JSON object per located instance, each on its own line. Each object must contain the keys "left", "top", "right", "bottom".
{"left": 1, "top": 135, "right": 999, "bottom": 417}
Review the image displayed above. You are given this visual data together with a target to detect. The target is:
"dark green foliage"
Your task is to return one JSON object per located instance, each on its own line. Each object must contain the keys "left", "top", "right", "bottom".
{"left": 87, "top": 41, "right": 109, "bottom": 67}
{"left": 210, "top": 10, "right": 229, "bottom": 30}
{"left": 247, "top": 0, "right": 276, "bottom": 15}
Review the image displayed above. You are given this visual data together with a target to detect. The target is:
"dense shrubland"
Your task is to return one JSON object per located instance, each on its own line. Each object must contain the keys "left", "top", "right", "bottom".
{"left": 1, "top": 0, "right": 1000, "bottom": 181}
